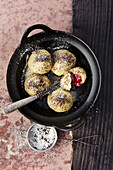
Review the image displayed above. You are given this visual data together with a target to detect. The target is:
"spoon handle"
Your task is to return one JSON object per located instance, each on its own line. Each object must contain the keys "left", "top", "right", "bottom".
{"left": 2, "top": 95, "right": 38, "bottom": 114}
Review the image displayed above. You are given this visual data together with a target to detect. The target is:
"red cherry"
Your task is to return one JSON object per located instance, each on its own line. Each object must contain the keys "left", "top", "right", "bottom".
{"left": 71, "top": 74, "right": 83, "bottom": 86}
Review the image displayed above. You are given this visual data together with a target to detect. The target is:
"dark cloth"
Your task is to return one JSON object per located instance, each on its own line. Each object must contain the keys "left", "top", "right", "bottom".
{"left": 72, "top": 0, "right": 113, "bottom": 170}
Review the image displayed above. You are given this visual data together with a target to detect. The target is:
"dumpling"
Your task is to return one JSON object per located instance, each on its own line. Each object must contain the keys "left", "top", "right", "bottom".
{"left": 51, "top": 49, "right": 76, "bottom": 76}
{"left": 28, "top": 49, "right": 52, "bottom": 74}
{"left": 47, "top": 88, "right": 73, "bottom": 112}
{"left": 70, "top": 67, "right": 86, "bottom": 86}
{"left": 24, "top": 73, "right": 50, "bottom": 96}
{"left": 60, "top": 73, "right": 72, "bottom": 91}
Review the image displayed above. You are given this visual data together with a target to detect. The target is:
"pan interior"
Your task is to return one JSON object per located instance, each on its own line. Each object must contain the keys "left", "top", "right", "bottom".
{"left": 16, "top": 38, "right": 92, "bottom": 118}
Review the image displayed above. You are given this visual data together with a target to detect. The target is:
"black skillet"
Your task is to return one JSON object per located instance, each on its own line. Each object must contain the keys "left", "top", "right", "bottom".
{"left": 7, "top": 24, "right": 101, "bottom": 131}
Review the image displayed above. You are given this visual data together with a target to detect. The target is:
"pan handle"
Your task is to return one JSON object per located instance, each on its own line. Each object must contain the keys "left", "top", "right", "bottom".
{"left": 21, "top": 24, "right": 53, "bottom": 44}
{"left": 55, "top": 117, "right": 85, "bottom": 131}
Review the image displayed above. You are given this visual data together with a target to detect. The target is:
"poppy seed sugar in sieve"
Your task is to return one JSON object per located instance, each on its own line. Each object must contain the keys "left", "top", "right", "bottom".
{"left": 27, "top": 124, "right": 57, "bottom": 151}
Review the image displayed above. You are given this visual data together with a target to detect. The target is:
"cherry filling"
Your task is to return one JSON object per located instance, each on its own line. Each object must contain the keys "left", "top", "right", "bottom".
{"left": 71, "top": 73, "right": 83, "bottom": 86}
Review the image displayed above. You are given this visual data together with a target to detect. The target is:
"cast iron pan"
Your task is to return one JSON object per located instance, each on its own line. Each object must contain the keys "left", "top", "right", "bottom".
{"left": 7, "top": 24, "right": 101, "bottom": 131}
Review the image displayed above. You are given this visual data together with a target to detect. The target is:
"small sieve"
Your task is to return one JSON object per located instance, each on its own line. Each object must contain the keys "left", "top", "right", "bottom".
{"left": 26, "top": 124, "right": 58, "bottom": 152}
{"left": 26, "top": 123, "right": 103, "bottom": 152}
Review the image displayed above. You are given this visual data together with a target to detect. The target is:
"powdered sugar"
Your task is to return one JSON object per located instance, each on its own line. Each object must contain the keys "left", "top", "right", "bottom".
{"left": 27, "top": 124, "right": 57, "bottom": 152}
{"left": 58, "top": 93, "right": 66, "bottom": 99}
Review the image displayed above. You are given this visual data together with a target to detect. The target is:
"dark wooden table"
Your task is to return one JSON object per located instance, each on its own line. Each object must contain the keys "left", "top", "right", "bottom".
{"left": 72, "top": 0, "right": 113, "bottom": 169}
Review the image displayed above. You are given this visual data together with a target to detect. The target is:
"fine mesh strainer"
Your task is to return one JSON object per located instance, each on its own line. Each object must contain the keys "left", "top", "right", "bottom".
{"left": 26, "top": 123, "right": 103, "bottom": 152}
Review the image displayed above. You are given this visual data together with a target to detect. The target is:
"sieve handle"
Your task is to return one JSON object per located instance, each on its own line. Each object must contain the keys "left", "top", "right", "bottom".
{"left": 21, "top": 24, "right": 53, "bottom": 44}
{"left": 58, "top": 134, "right": 104, "bottom": 147}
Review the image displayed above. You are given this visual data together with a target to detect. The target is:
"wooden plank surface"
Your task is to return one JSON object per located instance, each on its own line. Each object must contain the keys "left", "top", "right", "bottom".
{"left": 72, "top": 0, "right": 113, "bottom": 170}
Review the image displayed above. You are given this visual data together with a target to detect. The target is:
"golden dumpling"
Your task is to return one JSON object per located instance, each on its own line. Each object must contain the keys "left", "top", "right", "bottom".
{"left": 28, "top": 49, "right": 52, "bottom": 74}
{"left": 60, "top": 73, "right": 72, "bottom": 91}
{"left": 51, "top": 49, "right": 76, "bottom": 76}
{"left": 70, "top": 67, "right": 86, "bottom": 86}
{"left": 24, "top": 73, "right": 50, "bottom": 96}
{"left": 47, "top": 88, "right": 73, "bottom": 112}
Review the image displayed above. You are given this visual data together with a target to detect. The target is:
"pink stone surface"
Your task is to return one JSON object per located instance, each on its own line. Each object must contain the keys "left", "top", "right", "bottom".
{"left": 0, "top": 0, "right": 72, "bottom": 169}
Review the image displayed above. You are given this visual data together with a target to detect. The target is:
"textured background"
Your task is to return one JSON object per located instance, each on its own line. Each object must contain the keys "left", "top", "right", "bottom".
{"left": 0, "top": 0, "right": 73, "bottom": 170}
{"left": 1, "top": 0, "right": 112, "bottom": 169}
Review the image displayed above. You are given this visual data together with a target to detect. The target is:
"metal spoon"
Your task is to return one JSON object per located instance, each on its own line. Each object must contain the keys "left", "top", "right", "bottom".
{"left": 2, "top": 85, "right": 59, "bottom": 114}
